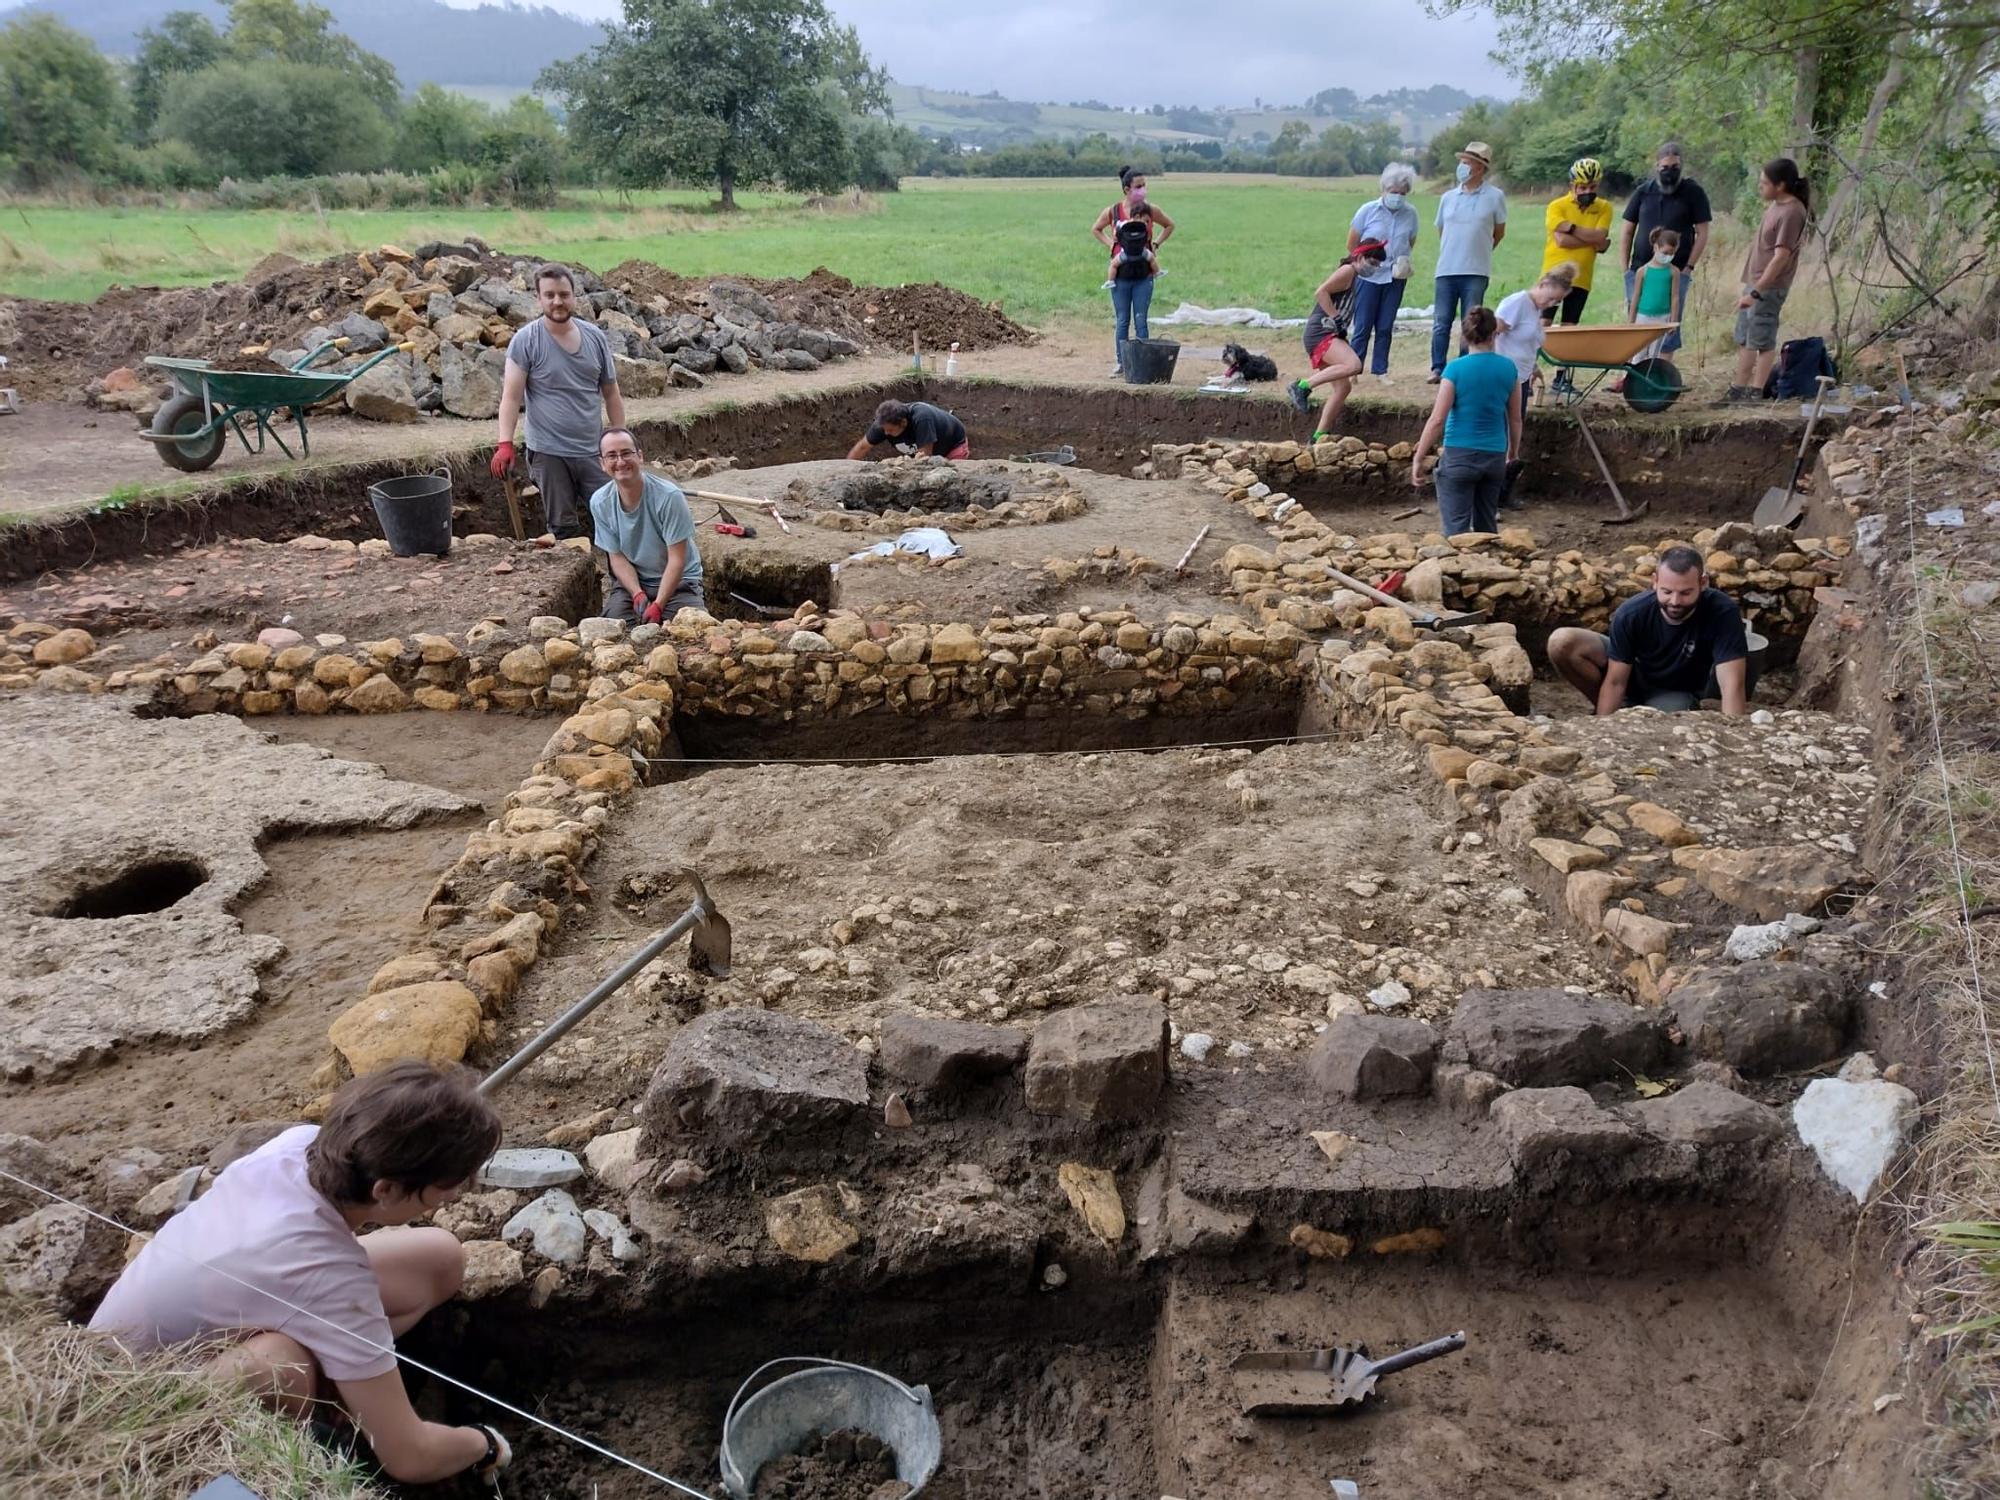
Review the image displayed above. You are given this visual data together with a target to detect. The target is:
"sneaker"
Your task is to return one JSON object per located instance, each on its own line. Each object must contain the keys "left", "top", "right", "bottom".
{"left": 1287, "top": 380, "right": 1312, "bottom": 415}
{"left": 1376, "top": 373, "right": 1394, "bottom": 387}
{"left": 1607, "top": 375, "right": 1627, "bottom": 395}
{"left": 1109, "top": 364, "right": 1124, "bottom": 379}
{"left": 1425, "top": 370, "right": 1442, "bottom": 386}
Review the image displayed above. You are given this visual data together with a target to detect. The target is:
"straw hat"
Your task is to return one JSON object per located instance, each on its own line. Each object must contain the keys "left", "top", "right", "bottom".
{"left": 1457, "top": 141, "right": 1494, "bottom": 167}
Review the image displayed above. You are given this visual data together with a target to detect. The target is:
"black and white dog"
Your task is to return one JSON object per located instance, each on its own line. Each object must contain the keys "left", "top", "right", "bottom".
{"left": 1221, "top": 342, "right": 1279, "bottom": 382}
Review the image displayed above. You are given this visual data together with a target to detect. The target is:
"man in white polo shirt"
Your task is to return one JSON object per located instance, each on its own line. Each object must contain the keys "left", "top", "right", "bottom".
{"left": 1429, "top": 140, "right": 1509, "bottom": 383}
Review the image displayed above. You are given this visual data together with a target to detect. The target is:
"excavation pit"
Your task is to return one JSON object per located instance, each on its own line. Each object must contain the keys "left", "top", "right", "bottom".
{"left": 52, "top": 858, "right": 208, "bottom": 919}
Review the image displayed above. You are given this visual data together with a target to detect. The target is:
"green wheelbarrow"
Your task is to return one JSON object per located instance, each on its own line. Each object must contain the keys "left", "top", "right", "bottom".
{"left": 141, "top": 338, "right": 415, "bottom": 473}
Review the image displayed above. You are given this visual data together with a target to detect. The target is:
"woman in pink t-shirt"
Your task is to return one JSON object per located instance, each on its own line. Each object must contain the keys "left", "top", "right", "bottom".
{"left": 91, "top": 1062, "right": 513, "bottom": 1484}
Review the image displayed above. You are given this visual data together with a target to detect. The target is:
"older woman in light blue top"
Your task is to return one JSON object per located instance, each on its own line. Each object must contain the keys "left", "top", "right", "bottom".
{"left": 1346, "top": 162, "right": 1420, "bottom": 384}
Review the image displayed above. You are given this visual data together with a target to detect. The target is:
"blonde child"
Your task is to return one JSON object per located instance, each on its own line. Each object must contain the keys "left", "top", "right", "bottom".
{"left": 1628, "top": 227, "right": 1684, "bottom": 363}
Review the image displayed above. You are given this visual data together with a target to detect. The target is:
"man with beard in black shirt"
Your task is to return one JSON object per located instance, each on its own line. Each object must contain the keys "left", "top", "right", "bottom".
{"left": 1618, "top": 143, "right": 1712, "bottom": 361}
{"left": 1548, "top": 546, "right": 1753, "bottom": 715}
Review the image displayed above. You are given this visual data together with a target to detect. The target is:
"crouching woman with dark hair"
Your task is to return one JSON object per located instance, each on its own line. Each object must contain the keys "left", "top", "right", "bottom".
{"left": 90, "top": 1062, "right": 513, "bottom": 1484}
{"left": 846, "top": 399, "right": 970, "bottom": 461}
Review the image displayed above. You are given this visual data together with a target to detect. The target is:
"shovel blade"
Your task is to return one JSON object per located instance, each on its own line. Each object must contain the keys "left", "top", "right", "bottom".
{"left": 1228, "top": 1351, "right": 1373, "bottom": 1416}
{"left": 1753, "top": 485, "right": 1805, "bottom": 529}
{"left": 681, "top": 868, "right": 732, "bottom": 977}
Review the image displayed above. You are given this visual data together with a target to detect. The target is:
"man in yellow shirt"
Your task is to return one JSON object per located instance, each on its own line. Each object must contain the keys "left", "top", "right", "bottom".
{"left": 1541, "top": 158, "right": 1614, "bottom": 327}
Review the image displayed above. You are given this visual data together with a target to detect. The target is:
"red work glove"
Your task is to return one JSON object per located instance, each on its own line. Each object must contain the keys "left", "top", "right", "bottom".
{"left": 642, "top": 599, "right": 664, "bottom": 625}
{"left": 489, "top": 441, "right": 516, "bottom": 478}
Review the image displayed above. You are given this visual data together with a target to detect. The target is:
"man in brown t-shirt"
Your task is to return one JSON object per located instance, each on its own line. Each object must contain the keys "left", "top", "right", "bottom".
{"left": 1727, "top": 159, "right": 1810, "bottom": 401}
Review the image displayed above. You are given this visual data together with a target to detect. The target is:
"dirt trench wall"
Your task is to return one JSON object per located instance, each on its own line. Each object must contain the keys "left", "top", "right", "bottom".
{"left": 0, "top": 379, "right": 1815, "bottom": 582}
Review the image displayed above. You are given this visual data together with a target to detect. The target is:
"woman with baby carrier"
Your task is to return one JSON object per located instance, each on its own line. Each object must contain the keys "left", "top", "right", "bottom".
{"left": 1091, "top": 165, "right": 1175, "bottom": 378}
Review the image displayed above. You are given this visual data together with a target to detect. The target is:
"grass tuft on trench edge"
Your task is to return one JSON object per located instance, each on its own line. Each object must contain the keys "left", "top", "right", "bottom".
{"left": 0, "top": 1297, "right": 386, "bottom": 1500}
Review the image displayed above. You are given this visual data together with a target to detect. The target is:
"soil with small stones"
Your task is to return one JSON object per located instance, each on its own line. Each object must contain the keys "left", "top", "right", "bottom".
{"left": 490, "top": 738, "right": 1610, "bottom": 1140}
{"left": 0, "top": 536, "right": 598, "bottom": 659}
{"left": 3, "top": 250, "right": 1029, "bottom": 405}
{"left": 752, "top": 1431, "right": 909, "bottom": 1500}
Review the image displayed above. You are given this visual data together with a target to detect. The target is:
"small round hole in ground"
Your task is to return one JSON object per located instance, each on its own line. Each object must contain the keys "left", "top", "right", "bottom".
{"left": 56, "top": 859, "right": 208, "bottom": 919}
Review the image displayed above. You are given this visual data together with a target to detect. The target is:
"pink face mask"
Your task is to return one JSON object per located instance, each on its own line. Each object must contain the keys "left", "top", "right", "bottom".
{"left": 1128, "top": 186, "right": 1148, "bottom": 208}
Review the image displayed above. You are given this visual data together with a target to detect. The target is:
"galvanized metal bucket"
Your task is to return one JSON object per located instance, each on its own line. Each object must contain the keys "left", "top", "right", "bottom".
{"left": 718, "top": 1358, "right": 941, "bottom": 1500}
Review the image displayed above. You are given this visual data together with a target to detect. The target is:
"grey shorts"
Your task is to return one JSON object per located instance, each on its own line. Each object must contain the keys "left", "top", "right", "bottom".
{"left": 526, "top": 448, "right": 610, "bottom": 540}
{"left": 1732, "top": 285, "right": 1788, "bottom": 352}
{"left": 604, "top": 580, "right": 706, "bottom": 623}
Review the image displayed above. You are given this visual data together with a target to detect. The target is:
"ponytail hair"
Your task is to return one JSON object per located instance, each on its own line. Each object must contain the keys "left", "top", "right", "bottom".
{"left": 1118, "top": 164, "right": 1137, "bottom": 190}
{"left": 1764, "top": 156, "right": 1811, "bottom": 215}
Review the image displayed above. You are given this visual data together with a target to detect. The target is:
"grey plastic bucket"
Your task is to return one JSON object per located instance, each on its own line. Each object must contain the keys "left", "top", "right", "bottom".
{"left": 1122, "top": 338, "right": 1180, "bottom": 385}
{"left": 719, "top": 1358, "right": 941, "bottom": 1500}
{"left": 367, "top": 468, "right": 453, "bottom": 557}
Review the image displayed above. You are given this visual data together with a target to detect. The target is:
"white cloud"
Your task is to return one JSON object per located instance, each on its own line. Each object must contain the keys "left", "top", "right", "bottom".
{"left": 440, "top": 0, "right": 1515, "bottom": 102}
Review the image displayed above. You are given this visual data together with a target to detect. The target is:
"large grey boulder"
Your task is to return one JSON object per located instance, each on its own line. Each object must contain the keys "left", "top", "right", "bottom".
{"left": 640, "top": 1008, "right": 868, "bottom": 1151}
{"left": 440, "top": 342, "right": 505, "bottom": 419}
{"left": 1668, "top": 961, "right": 1851, "bottom": 1074}
{"left": 1631, "top": 1082, "right": 1785, "bottom": 1145}
{"left": 1448, "top": 988, "right": 1667, "bottom": 1088}
{"left": 1490, "top": 1086, "right": 1639, "bottom": 1169}
{"left": 879, "top": 1013, "right": 1027, "bottom": 1091}
{"left": 1024, "top": 997, "right": 1168, "bottom": 1122}
{"left": 1308, "top": 1014, "right": 1438, "bottom": 1100}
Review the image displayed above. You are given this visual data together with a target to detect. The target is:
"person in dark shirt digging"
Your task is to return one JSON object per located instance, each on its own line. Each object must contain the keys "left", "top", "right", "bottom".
{"left": 846, "top": 399, "right": 970, "bottom": 461}
{"left": 1547, "top": 545, "right": 1753, "bottom": 715}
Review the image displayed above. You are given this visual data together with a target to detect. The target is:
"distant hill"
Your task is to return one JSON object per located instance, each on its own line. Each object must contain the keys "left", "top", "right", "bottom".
{"left": 886, "top": 82, "right": 1490, "bottom": 151}
{"left": 0, "top": 0, "right": 604, "bottom": 88}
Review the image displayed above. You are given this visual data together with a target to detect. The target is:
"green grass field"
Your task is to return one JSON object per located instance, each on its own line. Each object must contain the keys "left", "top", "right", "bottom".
{"left": 3, "top": 175, "right": 1608, "bottom": 329}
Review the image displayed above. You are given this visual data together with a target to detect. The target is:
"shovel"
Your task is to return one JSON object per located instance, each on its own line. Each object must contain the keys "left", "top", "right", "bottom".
{"left": 1324, "top": 564, "right": 1486, "bottom": 630}
{"left": 684, "top": 486, "right": 795, "bottom": 535}
{"left": 1752, "top": 375, "right": 1837, "bottom": 529}
{"left": 477, "top": 868, "right": 730, "bottom": 1096}
{"left": 1230, "top": 1331, "right": 1467, "bottom": 1416}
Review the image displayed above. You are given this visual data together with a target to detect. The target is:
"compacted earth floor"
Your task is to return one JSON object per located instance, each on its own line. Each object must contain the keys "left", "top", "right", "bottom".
{"left": 488, "top": 737, "right": 1611, "bottom": 1136}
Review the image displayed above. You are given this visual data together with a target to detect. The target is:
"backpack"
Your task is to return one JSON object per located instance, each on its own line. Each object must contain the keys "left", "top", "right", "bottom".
{"left": 1764, "top": 336, "right": 1838, "bottom": 399}
{"left": 1115, "top": 213, "right": 1152, "bottom": 262}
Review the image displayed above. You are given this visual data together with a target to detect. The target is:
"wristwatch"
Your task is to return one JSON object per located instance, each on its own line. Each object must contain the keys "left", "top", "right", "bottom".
{"left": 471, "top": 1423, "right": 502, "bottom": 1474}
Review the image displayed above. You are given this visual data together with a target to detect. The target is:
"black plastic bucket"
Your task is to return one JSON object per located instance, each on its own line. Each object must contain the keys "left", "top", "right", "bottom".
{"left": 367, "top": 470, "right": 453, "bottom": 557}
{"left": 1123, "top": 338, "right": 1180, "bottom": 385}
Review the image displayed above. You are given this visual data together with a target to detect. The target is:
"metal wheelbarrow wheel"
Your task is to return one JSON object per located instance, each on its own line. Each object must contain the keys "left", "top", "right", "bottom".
{"left": 1624, "top": 357, "right": 1683, "bottom": 414}
{"left": 149, "top": 392, "right": 226, "bottom": 473}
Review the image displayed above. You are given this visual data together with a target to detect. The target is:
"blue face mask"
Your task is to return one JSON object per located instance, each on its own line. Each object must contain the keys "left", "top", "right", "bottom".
{"left": 1379, "top": 192, "right": 1404, "bottom": 209}
{"left": 1455, "top": 162, "right": 1473, "bottom": 185}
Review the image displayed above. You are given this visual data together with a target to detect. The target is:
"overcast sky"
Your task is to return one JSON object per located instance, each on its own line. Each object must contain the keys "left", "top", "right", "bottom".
{"left": 444, "top": 0, "right": 1515, "bottom": 104}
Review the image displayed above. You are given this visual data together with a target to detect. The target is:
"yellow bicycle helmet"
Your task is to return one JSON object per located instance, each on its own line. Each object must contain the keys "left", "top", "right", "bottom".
{"left": 1570, "top": 157, "right": 1603, "bottom": 187}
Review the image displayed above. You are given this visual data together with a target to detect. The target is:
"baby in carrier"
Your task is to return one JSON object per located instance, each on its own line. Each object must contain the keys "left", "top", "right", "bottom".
{"left": 1102, "top": 192, "right": 1161, "bottom": 286}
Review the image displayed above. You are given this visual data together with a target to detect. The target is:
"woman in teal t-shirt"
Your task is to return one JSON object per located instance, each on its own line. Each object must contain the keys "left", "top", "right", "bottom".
{"left": 1409, "top": 305, "right": 1521, "bottom": 537}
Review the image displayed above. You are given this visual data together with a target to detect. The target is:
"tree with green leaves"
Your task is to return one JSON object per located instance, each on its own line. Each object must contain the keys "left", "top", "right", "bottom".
{"left": 129, "top": 10, "right": 226, "bottom": 141}
{"left": 0, "top": 14, "right": 127, "bottom": 187}
{"left": 540, "top": 0, "right": 890, "bottom": 208}
{"left": 156, "top": 59, "right": 394, "bottom": 178}
{"left": 222, "top": 0, "right": 400, "bottom": 112}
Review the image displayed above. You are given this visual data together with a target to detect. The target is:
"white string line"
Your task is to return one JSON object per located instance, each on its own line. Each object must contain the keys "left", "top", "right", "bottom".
{"left": 1900, "top": 456, "right": 2000, "bottom": 1109}
{"left": 642, "top": 729, "right": 1351, "bottom": 766}
{"left": 0, "top": 1165, "right": 706, "bottom": 1499}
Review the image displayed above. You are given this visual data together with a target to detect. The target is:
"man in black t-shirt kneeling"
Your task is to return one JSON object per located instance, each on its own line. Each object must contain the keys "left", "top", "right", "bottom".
{"left": 1548, "top": 545, "right": 1755, "bottom": 715}
{"left": 846, "top": 399, "right": 970, "bottom": 461}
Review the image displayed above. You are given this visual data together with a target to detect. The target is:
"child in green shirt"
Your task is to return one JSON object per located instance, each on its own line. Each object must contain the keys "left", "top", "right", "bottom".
{"left": 1628, "top": 227, "right": 1684, "bottom": 363}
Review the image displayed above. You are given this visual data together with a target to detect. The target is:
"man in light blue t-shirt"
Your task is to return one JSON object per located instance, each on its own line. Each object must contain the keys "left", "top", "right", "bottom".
{"left": 1429, "top": 140, "right": 1508, "bottom": 382}
{"left": 587, "top": 428, "right": 705, "bottom": 624}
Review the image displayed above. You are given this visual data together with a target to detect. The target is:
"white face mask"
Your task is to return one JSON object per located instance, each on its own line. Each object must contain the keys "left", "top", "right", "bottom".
{"left": 1653, "top": 249, "right": 1673, "bottom": 263}
{"left": 1379, "top": 192, "right": 1404, "bottom": 209}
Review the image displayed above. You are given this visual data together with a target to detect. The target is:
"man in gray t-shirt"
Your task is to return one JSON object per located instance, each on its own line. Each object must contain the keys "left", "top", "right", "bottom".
{"left": 490, "top": 263, "right": 624, "bottom": 539}
{"left": 589, "top": 427, "right": 706, "bottom": 623}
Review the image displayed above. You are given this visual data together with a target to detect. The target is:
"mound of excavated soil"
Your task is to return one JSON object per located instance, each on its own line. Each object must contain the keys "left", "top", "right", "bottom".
{"left": 752, "top": 1430, "right": 910, "bottom": 1500}
{"left": 2, "top": 249, "right": 1031, "bottom": 404}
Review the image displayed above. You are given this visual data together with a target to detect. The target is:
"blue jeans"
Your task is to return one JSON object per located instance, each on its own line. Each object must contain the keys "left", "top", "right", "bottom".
{"left": 1350, "top": 277, "right": 1406, "bottom": 375}
{"left": 1111, "top": 276, "right": 1155, "bottom": 369}
{"left": 1430, "top": 274, "right": 1490, "bottom": 372}
{"left": 1435, "top": 447, "right": 1507, "bottom": 536}
{"left": 1622, "top": 268, "right": 1692, "bottom": 355}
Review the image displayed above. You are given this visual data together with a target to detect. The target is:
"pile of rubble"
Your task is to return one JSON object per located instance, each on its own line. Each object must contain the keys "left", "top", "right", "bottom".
{"left": 6, "top": 239, "right": 1028, "bottom": 414}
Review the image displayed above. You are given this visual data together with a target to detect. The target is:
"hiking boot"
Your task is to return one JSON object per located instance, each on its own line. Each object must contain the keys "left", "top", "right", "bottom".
{"left": 1287, "top": 380, "right": 1312, "bottom": 415}
{"left": 1425, "top": 370, "right": 1443, "bottom": 386}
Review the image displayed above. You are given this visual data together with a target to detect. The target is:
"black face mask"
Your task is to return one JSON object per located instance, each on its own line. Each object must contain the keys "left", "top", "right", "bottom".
{"left": 1658, "top": 165, "right": 1682, "bottom": 189}
{"left": 1574, "top": 192, "right": 1597, "bottom": 207}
